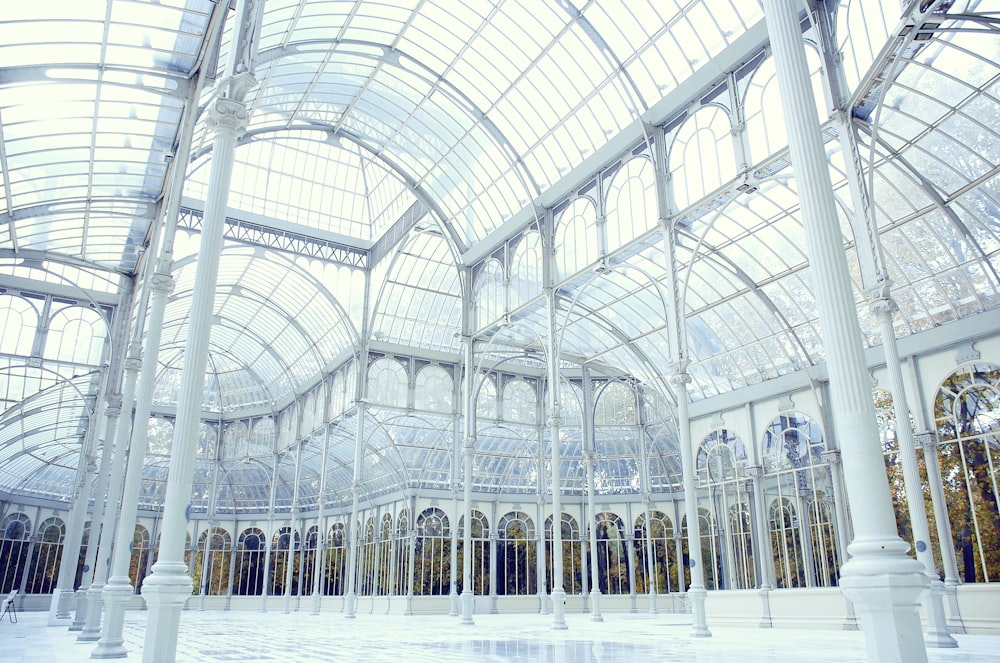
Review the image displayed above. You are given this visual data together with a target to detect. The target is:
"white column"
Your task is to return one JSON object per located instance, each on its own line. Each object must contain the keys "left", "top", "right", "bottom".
{"left": 544, "top": 278, "right": 567, "bottom": 629}
{"left": 916, "top": 432, "right": 966, "bottom": 633}
{"left": 50, "top": 451, "right": 97, "bottom": 624}
{"left": 644, "top": 501, "right": 658, "bottom": 614}
{"left": 282, "top": 509, "right": 299, "bottom": 614}
{"left": 872, "top": 298, "right": 956, "bottom": 647}
{"left": 449, "top": 491, "right": 460, "bottom": 616}
{"left": 535, "top": 496, "right": 549, "bottom": 616}
{"left": 670, "top": 370, "right": 710, "bottom": 637}
{"left": 761, "top": 3, "right": 927, "bottom": 661}
{"left": 139, "top": 81, "right": 252, "bottom": 663}
{"left": 460, "top": 445, "right": 476, "bottom": 625}
{"left": 343, "top": 402, "right": 366, "bottom": 618}
{"left": 71, "top": 402, "right": 110, "bottom": 632}
{"left": 583, "top": 451, "right": 603, "bottom": 621}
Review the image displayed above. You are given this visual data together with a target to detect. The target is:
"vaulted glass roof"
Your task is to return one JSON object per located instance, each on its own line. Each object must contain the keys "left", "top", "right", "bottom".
{"left": 1, "top": 1, "right": 999, "bottom": 510}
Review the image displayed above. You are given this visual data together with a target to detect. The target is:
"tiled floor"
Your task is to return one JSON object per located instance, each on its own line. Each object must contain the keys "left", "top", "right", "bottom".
{"left": 5, "top": 609, "right": 1000, "bottom": 662}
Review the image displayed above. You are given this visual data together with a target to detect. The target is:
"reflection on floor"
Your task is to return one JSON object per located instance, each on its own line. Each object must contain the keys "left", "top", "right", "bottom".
{"left": 6, "top": 608, "right": 1000, "bottom": 662}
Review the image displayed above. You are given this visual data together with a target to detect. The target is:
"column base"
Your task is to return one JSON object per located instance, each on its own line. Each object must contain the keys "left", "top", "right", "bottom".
{"left": 139, "top": 563, "right": 194, "bottom": 663}
{"left": 648, "top": 591, "right": 658, "bottom": 615}
{"left": 77, "top": 582, "right": 106, "bottom": 642}
{"left": 943, "top": 580, "right": 966, "bottom": 634}
{"left": 758, "top": 587, "right": 772, "bottom": 629}
{"left": 448, "top": 590, "right": 459, "bottom": 617}
{"left": 460, "top": 590, "right": 475, "bottom": 625}
{"left": 70, "top": 586, "right": 90, "bottom": 631}
{"left": 839, "top": 540, "right": 929, "bottom": 663}
{"left": 550, "top": 588, "right": 568, "bottom": 630}
{"left": 922, "top": 578, "right": 958, "bottom": 648}
{"left": 344, "top": 593, "right": 357, "bottom": 618}
{"left": 49, "top": 588, "right": 74, "bottom": 625}
{"left": 91, "top": 579, "right": 135, "bottom": 659}
{"left": 590, "top": 589, "right": 603, "bottom": 622}
{"left": 688, "top": 588, "right": 711, "bottom": 638}
{"left": 310, "top": 592, "right": 321, "bottom": 616}
{"left": 537, "top": 593, "right": 549, "bottom": 615}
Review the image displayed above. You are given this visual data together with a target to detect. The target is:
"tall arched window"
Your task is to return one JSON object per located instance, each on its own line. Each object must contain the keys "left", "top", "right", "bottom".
{"left": 223, "top": 421, "right": 251, "bottom": 460}
{"left": 330, "top": 371, "right": 346, "bottom": 418}
{"left": 194, "top": 527, "right": 232, "bottom": 596}
{"left": 367, "top": 357, "right": 408, "bottom": 408}
{"left": 414, "top": 507, "right": 450, "bottom": 596}
{"left": 761, "top": 412, "right": 839, "bottom": 588}
{"left": 509, "top": 230, "right": 542, "bottom": 309}
{"left": 593, "top": 512, "right": 629, "bottom": 595}
{"left": 269, "top": 526, "right": 300, "bottom": 595}
{"left": 377, "top": 513, "right": 393, "bottom": 595}
{"left": 324, "top": 523, "right": 348, "bottom": 595}
{"left": 634, "top": 510, "right": 675, "bottom": 594}
{"left": 605, "top": 156, "right": 656, "bottom": 251}
{"left": 301, "top": 525, "right": 319, "bottom": 598}
{"left": 743, "top": 50, "right": 826, "bottom": 164}
{"left": 595, "top": 381, "right": 637, "bottom": 425}
{"left": 474, "top": 259, "right": 505, "bottom": 330}
{"left": 0, "top": 512, "right": 31, "bottom": 592}
{"left": 414, "top": 364, "right": 453, "bottom": 412}
{"left": 934, "top": 362, "right": 1000, "bottom": 583}
{"left": 458, "top": 510, "right": 490, "bottom": 595}
{"left": 42, "top": 304, "right": 106, "bottom": 364}
{"left": 27, "top": 516, "right": 64, "bottom": 594}
{"left": 669, "top": 106, "right": 737, "bottom": 212}
{"left": 555, "top": 197, "right": 598, "bottom": 280}
{"left": 0, "top": 294, "right": 38, "bottom": 355}
{"left": 502, "top": 378, "right": 536, "bottom": 424}
{"left": 233, "top": 528, "right": 267, "bottom": 596}
{"left": 360, "top": 517, "right": 377, "bottom": 596}
{"left": 496, "top": 511, "right": 536, "bottom": 596}
{"left": 476, "top": 374, "right": 498, "bottom": 421}
{"left": 393, "top": 512, "right": 409, "bottom": 596}
{"left": 129, "top": 524, "right": 152, "bottom": 593}
{"left": 545, "top": 513, "right": 581, "bottom": 594}
{"left": 697, "top": 428, "right": 753, "bottom": 589}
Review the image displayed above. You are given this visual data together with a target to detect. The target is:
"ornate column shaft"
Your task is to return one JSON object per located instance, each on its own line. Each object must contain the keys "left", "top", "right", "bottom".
{"left": 460, "top": 444, "right": 476, "bottom": 625}
{"left": 761, "top": 3, "right": 927, "bottom": 661}
{"left": 872, "top": 297, "right": 956, "bottom": 647}
{"left": 140, "top": 82, "right": 253, "bottom": 663}
{"left": 747, "top": 466, "right": 773, "bottom": 591}
{"left": 670, "top": 370, "right": 710, "bottom": 637}
{"left": 344, "top": 400, "right": 367, "bottom": 618}
{"left": 583, "top": 451, "right": 603, "bottom": 621}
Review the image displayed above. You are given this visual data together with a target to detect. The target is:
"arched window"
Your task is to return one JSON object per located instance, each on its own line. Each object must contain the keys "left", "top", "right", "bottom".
{"left": 509, "top": 230, "right": 542, "bottom": 309}
{"left": 414, "top": 364, "right": 453, "bottom": 413}
{"left": 593, "top": 512, "right": 629, "bottom": 595}
{"left": 545, "top": 513, "right": 581, "bottom": 595}
{"left": 934, "top": 362, "right": 1000, "bottom": 583}
{"left": 761, "top": 412, "right": 839, "bottom": 589}
{"left": 458, "top": 510, "right": 490, "bottom": 595}
{"left": 393, "top": 512, "right": 409, "bottom": 596}
{"left": 223, "top": 421, "right": 250, "bottom": 460}
{"left": 43, "top": 304, "right": 106, "bottom": 364}
{"left": 250, "top": 417, "right": 275, "bottom": 456}
{"left": 744, "top": 50, "right": 826, "bottom": 164}
{"left": 324, "top": 522, "right": 348, "bottom": 596}
{"left": 129, "top": 524, "right": 152, "bottom": 593}
{"left": 278, "top": 404, "right": 297, "bottom": 449}
{"left": 476, "top": 374, "right": 498, "bottom": 421}
{"left": 301, "top": 525, "right": 319, "bottom": 598}
{"left": 377, "top": 513, "right": 393, "bottom": 596}
{"left": 497, "top": 511, "right": 536, "bottom": 596}
{"left": 330, "top": 371, "right": 346, "bottom": 418}
{"left": 367, "top": 357, "right": 408, "bottom": 408}
{"left": 414, "top": 507, "right": 450, "bottom": 596}
{"left": 474, "top": 259, "right": 505, "bottom": 330}
{"left": 668, "top": 106, "right": 737, "bottom": 212}
{"left": 194, "top": 527, "right": 232, "bottom": 596}
{"left": 1, "top": 513, "right": 31, "bottom": 593}
{"left": 502, "top": 378, "right": 536, "bottom": 424}
{"left": 0, "top": 294, "right": 38, "bottom": 355}
{"left": 697, "top": 429, "right": 753, "bottom": 589}
{"left": 233, "top": 528, "right": 267, "bottom": 596}
{"left": 269, "top": 526, "right": 300, "bottom": 596}
{"left": 605, "top": 157, "right": 656, "bottom": 251}
{"left": 555, "top": 197, "right": 598, "bottom": 280}
{"left": 595, "top": 381, "right": 638, "bottom": 425}
{"left": 360, "top": 516, "right": 378, "bottom": 596}
{"left": 26, "top": 516, "right": 64, "bottom": 594}
{"left": 634, "top": 510, "right": 675, "bottom": 595}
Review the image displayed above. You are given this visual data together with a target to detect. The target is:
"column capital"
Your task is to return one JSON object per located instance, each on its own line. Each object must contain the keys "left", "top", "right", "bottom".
{"left": 747, "top": 464, "right": 764, "bottom": 479}
{"left": 821, "top": 449, "right": 841, "bottom": 466}
{"left": 124, "top": 356, "right": 143, "bottom": 373}
{"left": 150, "top": 272, "right": 175, "bottom": 296}
{"left": 207, "top": 97, "right": 251, "bottom": 137}
{"left": 914, "top": 432, "right": 938, "bottom": 451}
{"left": 667, "top": 370, "right": 691, "bottom": 386}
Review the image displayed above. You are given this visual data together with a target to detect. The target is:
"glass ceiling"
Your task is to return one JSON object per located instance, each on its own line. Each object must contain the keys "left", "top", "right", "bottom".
{"left": 2, "top": 1, "right": 999, "bottom": 510}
